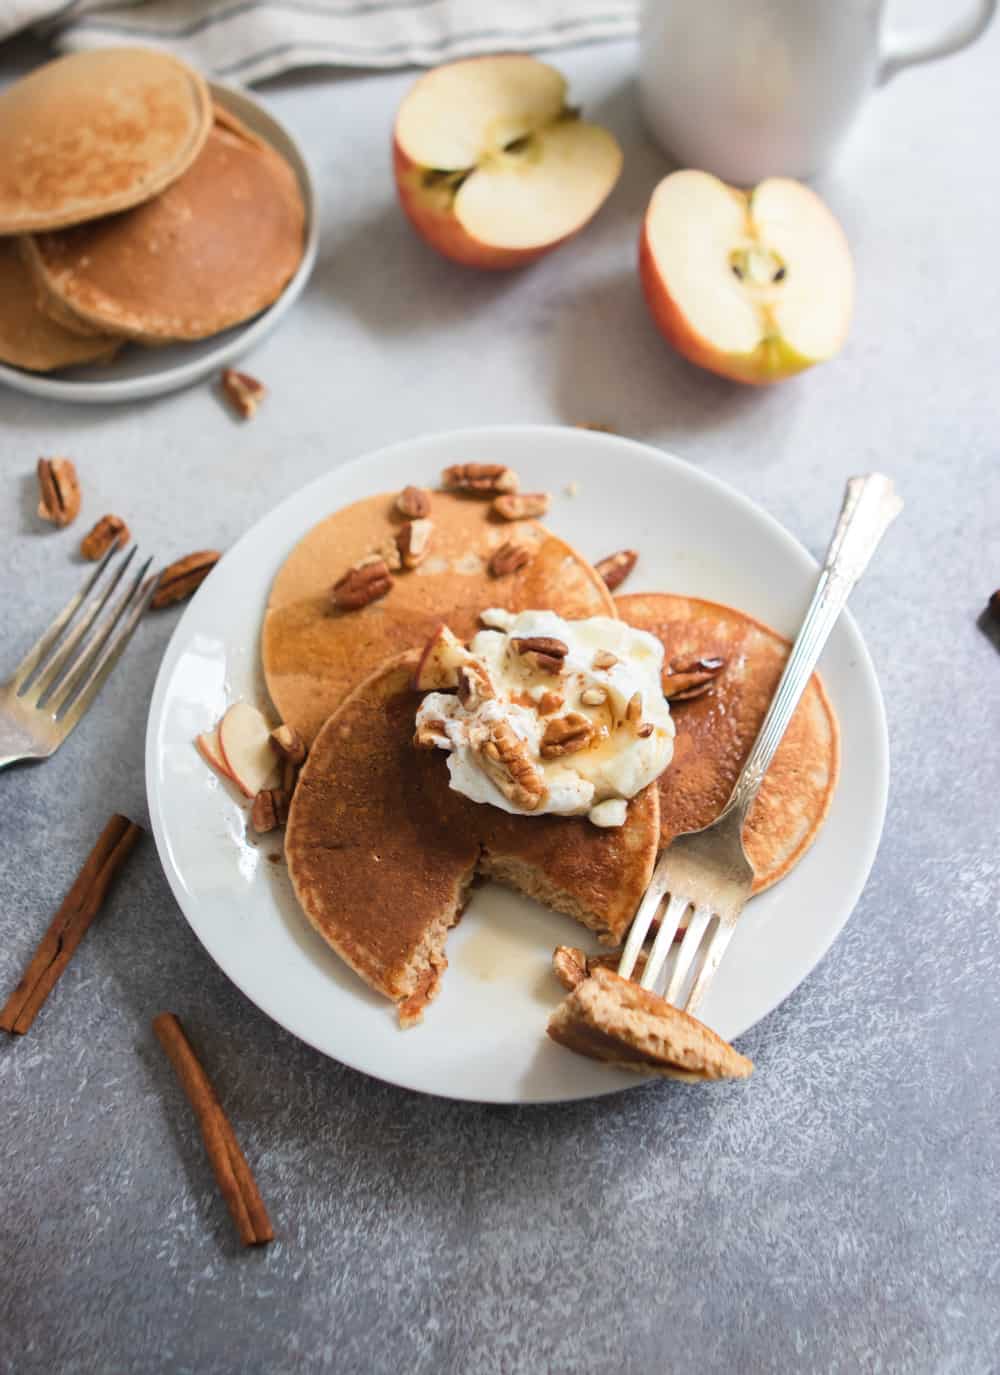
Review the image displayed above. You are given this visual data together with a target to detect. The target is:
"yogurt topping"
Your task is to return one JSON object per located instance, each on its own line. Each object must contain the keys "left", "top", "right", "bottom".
{"left": 414, "top": 609, "right": 674, "bottom": 827}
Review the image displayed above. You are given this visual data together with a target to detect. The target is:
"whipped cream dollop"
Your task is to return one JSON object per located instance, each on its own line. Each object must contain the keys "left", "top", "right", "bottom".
{"left": 414, "top": 609, "right": 674, "bottom": 827}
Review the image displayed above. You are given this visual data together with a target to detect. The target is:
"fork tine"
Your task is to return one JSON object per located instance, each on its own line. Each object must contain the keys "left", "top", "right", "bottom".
{"left": 23, "top": 547, "right": 137, "bottom": 705}
{"left": 618, "top": 871, "right": 671, "bottom": 979}
{"left": 53, "top": 572, "right": 158, "bottom": 740}
{"left": 45, "top": 556, "right": 152, "bottom": 716}
{"left": 684, "top": 918, "right": 738, "bottom": 1017}
{"left": 7, "top": 543, "right": 119, "bottom": 693}
{"left": 637, "top": 893, "right": 691, "bottom": 993}
{"left": 661, "top": 903, "right": 715, "bottom": 1003}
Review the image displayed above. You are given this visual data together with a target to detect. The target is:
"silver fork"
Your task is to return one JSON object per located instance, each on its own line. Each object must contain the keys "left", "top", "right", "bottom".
{"left": 0, "top": 545, "right": 159, "bottom": 769}
{"left": 618, "top": 473, "right": 903, "bottom": 1015}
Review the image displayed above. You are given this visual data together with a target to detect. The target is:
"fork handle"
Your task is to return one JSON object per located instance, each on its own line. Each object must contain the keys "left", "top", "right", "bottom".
{"left": 723, "top": 473, "right": 903, "bottom": 826}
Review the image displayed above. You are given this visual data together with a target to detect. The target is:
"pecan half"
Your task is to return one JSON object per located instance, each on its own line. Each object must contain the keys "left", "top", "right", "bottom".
{"left": 595, "top": 549, "right": 638, "bottom": 592}
{"left": 151, "top": 551, "right": 221, "bottom": 609}
{"left": 512, "top": 635, "right": 568, "bottom": 675}
{"left": 663, "top": 656, "right": 726, "bottom": 701}
{"left": 442, "top": 463, "right": 519, "bottom": 495}
{"left": 221, "top": 369, "right": 266, "bottom": 419}
{"left": 270, "top": 724, "right": 306, "bottom": 768}
{"left": 36, "top": 457, "right": 80, "bottom": 527}
{"left": 477, "top": 719, "right": 547, "bottom": 811}
{"left": 396, "top": 485, "right": 432, "bottom": 519}
{"left": 396, "top": 517, "right": 433, "bottom": 569}
{"left": 489, "top": 541, "right": 531, "bottom": 577}
{"left": 332, "top": 556, "right": 392, "bottom": 610}
{"left": 250, "top": 787, "right": 289, "bottom": 833}
{"left": 540, "top": 712, "right": 595, "bottom": 759}
{"left": 492, "top": 492, "right": 550, "bottom": 521}
{"left": 80, "top": 514, "right": 129, "bottom": 561}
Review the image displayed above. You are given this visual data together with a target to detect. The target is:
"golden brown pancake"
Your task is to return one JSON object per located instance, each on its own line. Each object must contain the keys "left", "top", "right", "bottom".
{"left": 285, "top": 652, "right": 659, "bottom": 1026}
{"left": 547, "top": 965, "right": 753, "bottom": 1081}
{"left": 263, "top": 490, "right": 616, "bottom": 746}
{"left": 617, "top": 592, "right": 839, "bottom": 893}
{"left": 21, "top": 109, "right": 305, "bottom": 343}
{"left": 0, "top": 49, "right": 211, "bottom": 234}
{"left": 0, "top": 241, "right": 120, "bottom": 372}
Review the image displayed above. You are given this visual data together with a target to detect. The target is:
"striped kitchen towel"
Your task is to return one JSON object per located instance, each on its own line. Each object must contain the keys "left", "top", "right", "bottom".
{"left": 6, "top": 1, "right": 637, "bottom": 83}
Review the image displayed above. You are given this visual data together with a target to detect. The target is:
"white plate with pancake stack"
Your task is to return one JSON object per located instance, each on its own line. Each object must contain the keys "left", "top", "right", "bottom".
{"left": 0, "top": 49, "right": 317, "bottom": 404}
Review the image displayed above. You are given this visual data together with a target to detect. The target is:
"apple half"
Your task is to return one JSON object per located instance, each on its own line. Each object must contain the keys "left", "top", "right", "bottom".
{"left": 393, "top": 56, "right": 622, "bottom": 270}
{"left": 639, "top": 170, "right": 854, "bottom": 385}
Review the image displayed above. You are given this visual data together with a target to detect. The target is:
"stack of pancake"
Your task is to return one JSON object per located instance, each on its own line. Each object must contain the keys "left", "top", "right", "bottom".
{"left": 0, "top": 48, "right": 306, "bottom": 374}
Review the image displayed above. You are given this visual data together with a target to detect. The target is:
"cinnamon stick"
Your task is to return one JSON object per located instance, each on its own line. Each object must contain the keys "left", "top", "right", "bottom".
{"left": 0, "top": 813, "right": 142, "bottom": 1035}
{"left": 152, "top": 1012, "right": 274, "bottom": 1247}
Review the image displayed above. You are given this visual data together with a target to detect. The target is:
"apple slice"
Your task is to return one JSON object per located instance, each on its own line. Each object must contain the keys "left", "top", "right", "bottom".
{"left": 393, "top": 56, "right": 622, "bottom": 270}
{"left": 218, "top": 703, "right": 281, "bottom": 799}
{"left": 639, "top": 170, "right": 854, "bottom": 385}
{"left": 195, "top": 728, "right": 235, "bottom": 783}
{"left": 414, "top": 624, "right": 471, "bottom": 691}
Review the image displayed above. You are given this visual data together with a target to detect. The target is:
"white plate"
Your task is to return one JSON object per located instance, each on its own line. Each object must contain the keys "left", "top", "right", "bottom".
{"left": 146, "top": 426, "right": 889, "bottom": 1104}
{"left": 0, "top": 83, "right": 318, "bottom": 406}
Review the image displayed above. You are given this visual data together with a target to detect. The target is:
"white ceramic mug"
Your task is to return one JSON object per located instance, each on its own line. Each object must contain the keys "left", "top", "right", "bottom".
{"left": 639, "top": 0, "right": 997, "bottom": 183}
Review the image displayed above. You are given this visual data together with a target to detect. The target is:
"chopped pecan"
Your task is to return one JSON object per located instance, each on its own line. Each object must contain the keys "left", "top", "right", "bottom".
{"left": 595, "top": 549, "right": 638, "bottom": 592}
{"left": 492, "top": 492, "right": 550, "bottom": 521}
{"left": 540, "top": 712, "right": 595, "bottom": 758}
{"left": 396, "top": 517, "right": 433, "bottom": 569}
{"left": 592, "top": 649, "right": 618, "bottom": 670}
{"left": 489, "top": 541, "right": 531, "bottom": 577}
{"left": 413, "top": 717, "right": 448, "bottom": 749}
{"left": 537, "top": 690, "right": 564, "bottom": 716}
{"left": 478, "top": 720, "right": 547, "bottom": 811}
{"left": 80, "top": 514, "right": 129, "bottom": 561}
{"left": 250, "top": 787, "right": 289, "bottom": 833}
{"left": 552, "top": 945, "right": 589, "bottom": 991}
{"left": 663, "top": 656, "right": 726, "bottom": 701}
{"left": 395, "top": 485, "right": 432, "bottom": 519}
{"left": 374, "top": 535, "right": 403, "bottom": 572}
{"left": 580, "top": 686, "right": 607, "bottom": 706}
{"left": 270, "top": 724, "right": 306, "bottom": 768}
{"left": 332, "top": 556, "right": 392, "bottom": 610}
{"left": 456, "top": 662, "right": 495, "bottom": 710}
{"left": 442, "top": 463, "right": 519, "bottom": 495}
{"left": 512, "top": 636, "right": 568, "bottom": 675}
{"left": 151, "top": 551, "right": 221, "bottom": 609}
{"left": 221, "top": 369, "right": 266, "bottom": 419}
{"left": 636, "top": 722, "right": 654, "bottom": 738}
{"left": 625, "top": 692, "right": 642, "bottom": 724}
{"left": 36, "top": 457, "right": 80, "bottom": 527}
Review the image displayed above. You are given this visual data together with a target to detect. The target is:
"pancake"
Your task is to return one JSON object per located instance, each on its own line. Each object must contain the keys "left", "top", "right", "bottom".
{"left": 284, "top": 652, "right": 660, "bottom": 1026}
{"left": 0, "top": 241, "right": 120, "bottom": 373}
{"left": 21, "top": 109, "right": 305, "bottom": 343}
{"left": 547, "top": 965, "right": 753, "bottom": 1081}
{"left": 263, "top": 490, "right": 616, "bottom": 746}
{"left": 616, "top": 592, "right": 839, "bottom": 893}
{"left": 0, "top": 49, "right": 211, "bottom": 234}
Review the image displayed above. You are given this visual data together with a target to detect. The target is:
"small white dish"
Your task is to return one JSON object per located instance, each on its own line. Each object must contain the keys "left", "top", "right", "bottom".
{"left": 0, "top": 82, "right": 317, "bottom": 406}
{"left": 146, "top": 426, "right": 889, "bottom": 1104}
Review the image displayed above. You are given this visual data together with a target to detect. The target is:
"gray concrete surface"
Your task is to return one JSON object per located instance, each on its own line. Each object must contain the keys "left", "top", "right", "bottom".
{"left": 1, "top": 18, "right": 998, "bottom": 1374}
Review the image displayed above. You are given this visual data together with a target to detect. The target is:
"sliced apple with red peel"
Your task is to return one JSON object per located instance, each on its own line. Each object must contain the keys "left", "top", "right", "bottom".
{"left": 393, "top": 56, "right": 623, "bottom": 270}
{"left": 639, "top": 170, "right": 855, "bottom": 385}
{"left": 218, "top": 703, "right": 280, "bottom": 799}
{"left": 196, "top": 728, "right": 234, "bottom": 783}
{"left": 414, "top": 624, "right": 470, "bottom": 691}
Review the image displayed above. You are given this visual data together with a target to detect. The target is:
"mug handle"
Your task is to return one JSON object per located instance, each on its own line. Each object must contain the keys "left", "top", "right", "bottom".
{"left": 879, "top": 0, "right": 997, "bottom": 82}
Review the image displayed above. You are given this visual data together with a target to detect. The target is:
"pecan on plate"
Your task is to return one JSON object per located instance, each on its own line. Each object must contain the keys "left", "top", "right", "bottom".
{"left": 80, "top": 514, "right": 129, "bottom": 561}
{"left": 221, "top": 369, "right": 266, "bottom": 419}
{"left": 151, "top": 551, "right": 221, "bottom": 609}
{"left": 442, "top": 463, "right": 519, "bottom": 495}
{"left": 594, "top": 549, "right": 638, "bottom": 592}
{"left": 396, "top": 517, "right": 433, "bottom": 569}
{"left": 477, "top": 720, "right": 547, "bottom": 811}
{"left": 251, "top": 787, "right": 289, "bottom": 833}
{"left": 540, "top": 712, "right": 595, "bottom": 759}
{"left": 663, "top": 656, "right": 726, "bottom": 702}
{"left": 511, "top": 635, "right": 568, "bottom": 675}
{"left": 492, "top": 492, "right": 550, "bottom": 521}
{"left": 36, "top": 457, "right": 81, "bottom": 528}
{"left": 331, "top": 556, "right": 392, "bottom": 610}
{"left": 489, "top": 541, "right": 531, "bottom": 578}
{"left": 395, "top": 485, "right": 432, "bottom": 519}
{"left": 270, "top": 724, "right": 306, "bottom": 768}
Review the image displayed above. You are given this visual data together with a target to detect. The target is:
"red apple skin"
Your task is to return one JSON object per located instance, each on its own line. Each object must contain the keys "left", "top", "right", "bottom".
{"left": 638, "top": 222, "right": 811, "bottom": 387}
{"left": 393, "top": 141, "right": 576, "bottom": 272}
